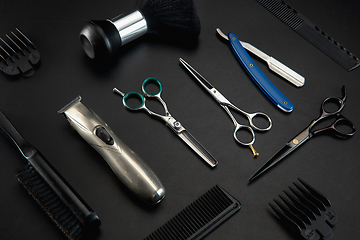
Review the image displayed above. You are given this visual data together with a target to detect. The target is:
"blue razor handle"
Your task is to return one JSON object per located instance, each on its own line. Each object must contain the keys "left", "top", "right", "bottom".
{"left": 228, "top": 32, "right": 293, "bottom": 113}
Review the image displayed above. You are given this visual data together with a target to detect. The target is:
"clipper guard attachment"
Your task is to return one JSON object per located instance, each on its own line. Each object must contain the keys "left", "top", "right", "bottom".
{"left": 269, "top": 178, "right": 337, "bottom": 240}
{"left": 0, "top": 28, "right": 40, "bottom": 77}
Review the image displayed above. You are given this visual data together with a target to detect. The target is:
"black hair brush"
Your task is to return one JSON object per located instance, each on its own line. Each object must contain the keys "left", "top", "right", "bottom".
{"left": 0, "top": 111, "right": 101, "bottom": 240}
{"left": 79, "top": 0, "right": 201, "bottom": 60}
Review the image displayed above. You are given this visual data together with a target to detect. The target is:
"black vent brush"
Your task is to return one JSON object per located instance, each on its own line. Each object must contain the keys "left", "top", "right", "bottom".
{"left": 0, "top": 111, "right": 101, "bottom": 240}
{"left": 80, "top": 0, "right": 201, "bottom": 60}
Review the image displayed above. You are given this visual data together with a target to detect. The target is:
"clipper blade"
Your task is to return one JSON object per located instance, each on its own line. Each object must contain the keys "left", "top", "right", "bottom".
{"left": 0, "top": 28, "right": 40, "bottom": 77}
{"left": 144, "top": 185, "right": 241, "bottom": 240}
{"left": 269, "top": 178, "right": 336, "bottom": 240}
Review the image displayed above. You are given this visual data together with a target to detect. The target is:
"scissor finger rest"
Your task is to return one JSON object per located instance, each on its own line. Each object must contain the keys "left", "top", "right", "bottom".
{"left": 123, "top": 92, "right": 145, "bottom": 110}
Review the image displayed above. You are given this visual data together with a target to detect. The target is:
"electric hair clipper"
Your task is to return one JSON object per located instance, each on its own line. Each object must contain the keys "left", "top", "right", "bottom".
{"left": 58, "top": 96, "right": 165, "bottom": 204}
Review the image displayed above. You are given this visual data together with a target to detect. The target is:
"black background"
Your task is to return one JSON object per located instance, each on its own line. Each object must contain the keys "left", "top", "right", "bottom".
{"left": 1, "top": 0, "right": 359, "bottom": 239}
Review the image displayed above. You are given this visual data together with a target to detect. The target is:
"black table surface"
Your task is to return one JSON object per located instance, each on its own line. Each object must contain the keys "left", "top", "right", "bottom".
{"left": 1, "top": 0, "right": 359, "bottom": 239}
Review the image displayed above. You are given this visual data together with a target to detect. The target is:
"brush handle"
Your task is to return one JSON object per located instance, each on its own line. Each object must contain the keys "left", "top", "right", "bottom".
{"left": 58, "top": 96, "right": 165, "bottom": 205}
{"left": 0, "top": 111, "right": 37, "bottom": 158}
{"left": 0, "top": 111, "right": 101, "bottom": 228}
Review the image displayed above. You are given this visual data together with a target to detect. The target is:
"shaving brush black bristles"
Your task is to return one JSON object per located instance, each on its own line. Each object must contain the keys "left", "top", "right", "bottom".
{"left": 136, "top": 0, "right": 201, "bottom": 40}
{"left": 80, "top": 0, "right": 201, "bottom": 60}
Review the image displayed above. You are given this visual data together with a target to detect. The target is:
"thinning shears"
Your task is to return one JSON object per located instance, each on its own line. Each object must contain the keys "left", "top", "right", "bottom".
{"left": 179, "top": 58, "right": 272, "bottom": 157}
{"left": 249, "top": 86, "right": 356, "bottom": 181}
{"left": 113, "top": 77, "right": 218, "bottom": 167}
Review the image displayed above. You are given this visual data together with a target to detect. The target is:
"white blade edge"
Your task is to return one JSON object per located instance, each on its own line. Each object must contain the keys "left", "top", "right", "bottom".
{"left": 240, "top": 41, "right": 305, "bottom": 87}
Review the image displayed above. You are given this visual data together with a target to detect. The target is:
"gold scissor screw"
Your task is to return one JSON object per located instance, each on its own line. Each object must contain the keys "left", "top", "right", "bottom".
{"left": 249, "top": 145, "right": 259, "bottom": 157}
{"left": 250, "top": 64, "right": 253, "bottom": 67}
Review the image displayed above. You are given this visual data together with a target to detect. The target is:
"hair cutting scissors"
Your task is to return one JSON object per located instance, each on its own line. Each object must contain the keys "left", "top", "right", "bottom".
{"left": 249, "top": 86, "right": 356, "bottom": 181}
{"left": 113, "top": 77, "right": 218, "bottom": 167}
{"left": 179, "top": 58, "right": 272, "bottom": 157}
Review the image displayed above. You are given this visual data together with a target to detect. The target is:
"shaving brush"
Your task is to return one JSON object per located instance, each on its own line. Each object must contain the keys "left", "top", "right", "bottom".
{"left": 80, "top": 0, "right": 201, "bottom": 60}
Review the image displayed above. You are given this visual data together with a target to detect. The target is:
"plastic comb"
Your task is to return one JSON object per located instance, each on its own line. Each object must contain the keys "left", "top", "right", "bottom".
{"left": 144, "top": 185, "right": 241, "bottom": 240}
{"left": 0, "top": 28, "right": 40, "bottom": 77}
{"left": 269, "top": 178, "right": 337, "bottom": 240}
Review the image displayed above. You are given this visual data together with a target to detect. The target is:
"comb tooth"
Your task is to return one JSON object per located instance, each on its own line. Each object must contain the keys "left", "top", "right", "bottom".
{"left": 0, "top": 53, "right": 8, "bottom": 66}
{"left": 6, "top": 34, "right": 26, "bottom": 56}
{"left": 298, "top": 178, "right": 332, "bottom": 207}
{"left": 0, "top": 45, "right": 14, "bottom": 62}
{"left": 269, "top": 202, "right": 303, "bottom": 235}
{"left": 284, "top": 190, "right": 317, "bottom": 220}
{"left": 278, "top": 194, "right": 312, "bottom": 225}
{"left": 178, "top": 210, "right": 198, "bottom": 235}
{"left": 16, "top": 28, "right": 36, "bottom": 49}
{"left": 273, "top": 199, "right": 307, "bottom": 230}
{"left": 11, "top": 31, "right": 30, "bottom": 51}
{"left": 293, "top": 182, "right": 326, "bottom": 211}
{"left": 256, "top": 0, "right": 304, "bottom": 29}
{"left": 0, "top": 37, "right": 19, "bottom": 58}
{"left": 289, "top": 186, "right": 322, "bottom": 216}
{"left": 171, "top": 216, "right": 189, "bottom": 238}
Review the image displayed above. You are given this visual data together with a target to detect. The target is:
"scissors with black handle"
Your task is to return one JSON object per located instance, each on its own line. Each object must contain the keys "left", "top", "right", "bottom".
{"left": 180, "top": 58, "right": 272, "bottom": 157}
{"left": 113, "top": 77, "right": 218, "bottom": 167}
{"left": 249, "top": 86, "right": 356, "bottom": 181}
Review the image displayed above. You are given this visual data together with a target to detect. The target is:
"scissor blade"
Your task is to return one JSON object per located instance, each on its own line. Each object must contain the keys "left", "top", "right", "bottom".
{"left": 248, "top": 129, "right": 310, "bottom": 181}
{"left": 178, "top": 130, "right": 218, "bottom": 167}
{"left": 179, "top": 58, "right": 214, "bottom": 91}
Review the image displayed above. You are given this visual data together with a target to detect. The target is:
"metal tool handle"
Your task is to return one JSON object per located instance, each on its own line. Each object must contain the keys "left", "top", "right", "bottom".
{"left": 58, "top": 97, "right": 165, "bottom": 204}
{"left": 247, "top": 112, "right": 272, "bottom": 131}
{"left": 228, "top": 32, "right": 293, "bottom": 113}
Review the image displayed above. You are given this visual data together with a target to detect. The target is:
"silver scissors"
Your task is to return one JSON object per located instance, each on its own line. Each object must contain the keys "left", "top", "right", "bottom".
{"left": 113, "top": 77, "right": 218, "bottom": 167}
{"left": 179, "top": 58, "right": 272, "bottom": 157}
{"left": 249, "top": 86, "right": 356, "bottom": 181}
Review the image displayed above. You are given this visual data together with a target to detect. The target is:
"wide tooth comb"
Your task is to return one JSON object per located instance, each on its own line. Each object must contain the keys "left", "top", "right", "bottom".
{"left": 0, "top": 28, "right": 40, "bottom": 77}
{"left": 144, "top": 185, "right": 241, "bottom": 240}
{"left": 270, "top": 178, "right": 337, "bottom": 239}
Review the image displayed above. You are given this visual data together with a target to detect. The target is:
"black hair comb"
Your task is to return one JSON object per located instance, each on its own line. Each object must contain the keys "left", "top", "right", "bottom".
{"left": 0, "top": 28, "right": 40, "bottom": 77}
{"left": 269, "top": 178, "right": 337, "bottom": 240}
{"left": 144, "top": 185, "right": 241, "bottom": 240}
{"left": 0, "top": 111, "right": 101, "bottom": 240}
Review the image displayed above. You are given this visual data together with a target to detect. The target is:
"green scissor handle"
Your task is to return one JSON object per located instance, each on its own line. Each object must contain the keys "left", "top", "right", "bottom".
{"left": 123, "top": 92, "right": 145, "bottom": 110}
{"left": 142, "top": 77, "right": 162, "bottom": 97}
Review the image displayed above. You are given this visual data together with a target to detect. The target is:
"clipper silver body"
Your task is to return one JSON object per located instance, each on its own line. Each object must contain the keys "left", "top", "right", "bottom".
{"left": 58, "top": 96, "right": 165, "bottom": 204}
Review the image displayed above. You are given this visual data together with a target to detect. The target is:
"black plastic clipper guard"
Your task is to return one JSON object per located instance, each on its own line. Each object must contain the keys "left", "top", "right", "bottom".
{"left": 0, "top": 28, "right": 40, "bottom": 77}
{"left": 269, "top": 178, "right": 337, "bottom": 240}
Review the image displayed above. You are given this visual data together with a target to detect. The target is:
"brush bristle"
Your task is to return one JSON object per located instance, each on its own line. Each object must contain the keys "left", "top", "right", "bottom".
{"left": 16, "top": 164, "right": 84, "bottom": 240}
{"left": 136, "top": 0, "right": 201, "bottom": 41}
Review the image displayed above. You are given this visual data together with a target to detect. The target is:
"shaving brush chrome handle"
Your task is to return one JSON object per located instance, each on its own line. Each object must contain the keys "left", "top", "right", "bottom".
{"left": 80, "top": 11, "right": 147, "bottom": 60}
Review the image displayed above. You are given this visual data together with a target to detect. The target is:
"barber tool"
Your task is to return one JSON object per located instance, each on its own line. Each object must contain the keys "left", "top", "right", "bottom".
{"left": 80, "top": 0, "right": 200, "bottom": 60}
{"left": 0, "top": 28, "right": 40, "bottom": 77}
{"left": 144, "top": 185, "right": 241, "bottom": 240}
{"left": 255, "top": 0, "right": 359, "bottom": 71}
{"left": 0, "top": 111, "right": 101, "bottom": 240}
{"left": 58, "top": 96, "right": 165, "bottom": 204}
{"left": 269, "top": 178, "right": 337, "bottom": 239}
{"left": 217, "top": 28, "right": 293, "bottom": 113}
{"left": 217, "top": 28, "right": 304, "bottom": 87}
{"left": 113, "top": 77, "right": 218, "bottom": 167}
{"left": 249, "top": 86, "right": 355, "bottom": 181}
{"left": 180, "top": 58, "right": 272, "bottom": 157}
